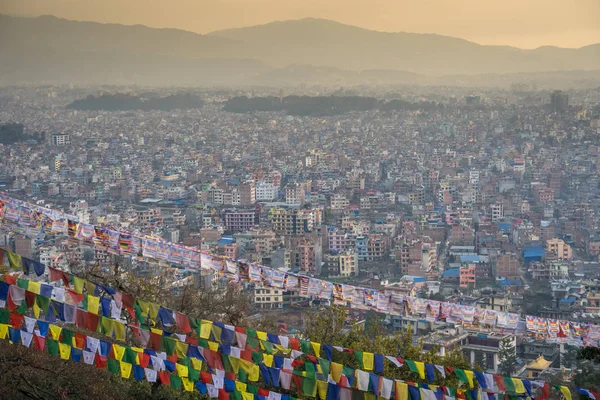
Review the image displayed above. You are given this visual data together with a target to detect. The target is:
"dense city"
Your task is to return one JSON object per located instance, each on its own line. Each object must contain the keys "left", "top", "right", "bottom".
{"left": 1, "top": 83, "right": 600, "bottom": 393}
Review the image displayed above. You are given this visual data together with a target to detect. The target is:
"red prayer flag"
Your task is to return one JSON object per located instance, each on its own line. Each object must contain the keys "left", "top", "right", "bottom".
{"left": 494, "top": 375, "right": 506, "bottom": 391}
{"left": 74, "top": 333, "right": 86, "bottom": 349}
{"left": 25, "top": 291, "right": 36, "bottom": 308}
{"left": 292, "top": 374, "right": 303, "bottom": 394}
{"left": 33, "top": 334, "right": 46, "bottom": 351}
{"left": 167, "top": 353, "right": 178, "bottom": 363}
{"left": 258, "top": 388, "right": 270, "bottom": 396}
{"left": 10, "top": 312, "right": 24, "bottom": 329}
{"left": 218, "top": 388, "right": 230, "bottom": 400}
{"left": 201, "top": 371, "right": 213, "bottom": 384}
{"left": 289, "top": 337, "right": 300, "bottom": 350}
{"left": 86, "top": 312, "right": 99, "bottom": 332}
{"left": 158, "top": 371, "right": 171, "bottom": 385}
{"left": 240, "top": 350, "right": 253, "bottom": 362}
{"left": 95, "top": 354, "right": 107, "bottom": 368}
{"left": 4, "top": 275, "right": 17, "bottom": 285}
{"left": 175, "top": 312, "right": 192, "bottom": 333}
{"left": 66, "top": 290, "right": 84, "bottom": 305}
{"left": 150, "top": 332, "right": 162, "bottom": 351}
{"left": 185, "top": 336, "right": 198, "bottom": 346}
{"left": 75, "top": 308, "right": 87, "bottom": 329}
{"left": 541, "top": 383, "right": 550, "bottom": 400}
{"left": 139, "top": 353, "right": 150, "bottom": 368}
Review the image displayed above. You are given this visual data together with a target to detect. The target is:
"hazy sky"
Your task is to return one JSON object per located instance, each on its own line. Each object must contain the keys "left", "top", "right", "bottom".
{"left": 2, "top": 0, "right": 599, "bottom": 48}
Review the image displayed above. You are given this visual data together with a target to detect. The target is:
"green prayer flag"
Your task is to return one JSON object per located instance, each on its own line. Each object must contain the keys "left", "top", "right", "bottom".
{"left": 302, "top": 376, "right": 317, "bottom": 397}
{"left": 318, "top": 358, "right": 330, "bottom": 377}
{"left": 123, "top": 348, "right": 137, "bottom": 364}
{"left": 252, "top": 351, "right": 262, "bottom": 365}
{"left": 189, "top": 317, "right": 200, "bottom": 332}
{"left": 17, "top": 278, "right": 29, "bottom": 290}
{"left": 406, "top": 359, "right": 419, "bottom": 374}
{"left": 221, "top": 353, "right": 233, "bottom": 373}
{"left": 230, "top": 391, "right": 242, "bottom": 400}
{"left": 47, "top": 339, "right": 59, "bottom": 356}
{"left": 61, "top": 329, "right": 74, "bottom": 345}
{"left": 247, "top": 384, "right": 258, "bottom": 395}
{"left": 0, "top": 309, "right": 10, "bottom": 324}
{"left": 178, "top": 357, "right": 190, "bottom": 368}
{"left": 189, "top": 368, "right": 200, "bottom": 382}
{"left": 16, "top": 301, "right": 28, "bottom": 315}
{"left": 198, "top": 339, "right": 209, "bottom": 349}
{"left": 162, "top": 336, "right": 176, "bottom": 356}
{"left": 305, "top": 362, "right": 316, "bottom": 378}
{"left": 246, "top": 329, "right": 257, "bottom": 338}
{"left": 134, "top": 304, "right": 145, "bottom": 323}
{"left": 342, "top": 365, "right": 354, "bottom": 379}
{"left": 247, "top": 336, "right": 259, "bottom": 349}
{"left": 354, "top": 351, "right": 364, "bottom": 368}
{"left": 107, "top": 358, "right": 120, "bottom": 375}
{"left": 170, "top": 375, "right": 182, "bottom": 389}
{"left": 503, "top": 376, "right": 516, "bottom": 392}
{"left": 261, "top": 340, "right": 274, "bottom": 354}
{"left": 35, "top": 295, "right": 50, "bottom": 313}
{"left": 238, "top": 368, "right": 248, "bottom": 383}
{"left": 455, "top": 369, "right": 469, "bottom": 384}
{"left": 300, "top": 339, "right": 311, "bottom": 354}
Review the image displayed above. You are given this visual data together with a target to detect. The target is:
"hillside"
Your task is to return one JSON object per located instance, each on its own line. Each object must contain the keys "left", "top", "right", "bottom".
{"left": 0, "top": 15, "right": 598, "bottom": 85}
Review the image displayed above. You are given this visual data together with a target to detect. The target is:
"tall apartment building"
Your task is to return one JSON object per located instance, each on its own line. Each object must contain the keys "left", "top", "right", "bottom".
{"left": 269, "top": 208, "right": 322, "bottom": 236}
{"left": 255, "top": 181, "right": 279, "bottom": 201}
{"left": 324, "top": 250, "right": 358, "bottom": 277}
{"left": 224, "top": 210, "right": 259, "bottom": 232}
{"left": 546, "top": 238, "right": 572, "bottom": 260}
{"left": 293, "top": 235, "right": 322, "bottom": 275}
{"left": 495, "top": 253, "right": 519, "bottom": 279}
{"left": 285, "top": 184, "right": 305, "bottom": 206}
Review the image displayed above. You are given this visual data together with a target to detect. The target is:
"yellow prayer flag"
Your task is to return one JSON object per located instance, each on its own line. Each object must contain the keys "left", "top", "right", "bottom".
{"left": 113, "top": 320, "right": 126, "bottom": 341}
{"left": 148, "top": 303, "right": 160, "bottom": 321}
{"left": 59, "top": 343, "right": 71, "bottom": 360}
{"left": 200, "top": 320, "right": 212, "bottom": 339}
{"left": 331, "top": 362, "right": 343, "bottom": 382}
{"left": 415, "top": 361, "right": 425, "bottom": 380}
{"left": 364, "top": 393, "right": 376, "bottom": 400}
{"left": 229, "top": 356, "right": 241, "bottom": 374}
{"left": 311, "top": 342, "right": 321, "bottom": 358}
{"left": 235, "top": 381, "right": 247, "bottom": 392}
{"left": 120, "top": 361, "right": 132, "bottom": 379}
{"left": 131, "top": 347, "right": 144, "bottom": 353}
{"left": 274, "top": 344, "right": 291, "bottom": 354}
{"left": 73, "top": 277, "right": 84, "bottom": 294}
{"left": 33, "top": 302, "right": 41, "bottom": 318}
{"left": 212, "top": 324, "right": 223, "bottom": 342}
{"left": 176, "top": 341, "right": 189, "bottom": 358}
{"left": 395, "top": 381, "right": 408, "bottom": 400}
{"left": 87, "top": 295, "right": 100, "bottom": 315}
{"left": 0, "top": 324, "right": 8, "bottom": 340}
{"left": 257, "top": 331, "right": 267, "bottom": 341}
{"left": 560, "top": 386, "right": 572, "bottom": 400}
{"left": 191, "top": 358, "right": 203, "bottom": 371}
{"left": 85, "top": 281, "right": 96, "bottom": 295}
{"left": 28, "top": 281, "right": 41, "bottom": 295}
{"left": 136, "top": 299, "right": 150, "bottom": 316}
{"left": 112, "top": 344, "right": 126, "bottom": 361}
{"left": 249, "top": 364, "right": 260, "bottom": 382}
{"left": 512, "top": 378, "right": 525, "bottom": 394}
{"left": 363, "top": 352, "right": 375, "bottom": 371}
{"left": 182, "top": 377, "right": 194, "bottom": 392}
{"left": 208, "top": 341, "right": 219, "bottom": 352}
{"left": 101, "top": 317, "right": 114, "bottom": 336}
{"left": 150, "top": 328, "right": 163, "bottom": 335}
{"left": 465, "top": 370, "right": 474, "bottom": 388}
{"left": 317, "top": 380, "right": 328, "bottom": 400}
{"left": 176, "top": 363, "right": 189, "bottom": 378}
{"left": 242, "top": 393, "right": 254, "bottom": 400}
{"left": 49, "top": 324, "right": 62, "bottom": 340}
{"left": 263, "top": 354, "right": 274, "bottom": 367}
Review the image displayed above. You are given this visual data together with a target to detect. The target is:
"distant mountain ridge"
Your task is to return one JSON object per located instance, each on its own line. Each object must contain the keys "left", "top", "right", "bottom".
{"left": 0, "top": 14, "right": 598, "bottom": 85}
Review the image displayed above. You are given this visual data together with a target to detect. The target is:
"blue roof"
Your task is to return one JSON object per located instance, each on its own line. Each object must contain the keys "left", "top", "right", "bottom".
{"left": 498, "top": 223, "right": 511, "bottom": 230}
{"left": 442, "top": 269, "right": 460, "bottom": 277}
{"left": 500, "top": 279, "right": 521, "bottom": 286}
{"left": 218, "top": 238, "right": 234, "bottom": 245}
{"left": 523, "top": 246, "right": 545, "bottom": 257}
{"left": 459, "top": 255, "right": 481, "bottom": 262}
{"left": 560, "top": 298, "right": 575, "bottom": 303}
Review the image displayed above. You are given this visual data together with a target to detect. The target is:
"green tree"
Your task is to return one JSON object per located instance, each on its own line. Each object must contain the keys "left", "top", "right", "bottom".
{"left": 498, "top": 338, "right": 517, "bottom": 376}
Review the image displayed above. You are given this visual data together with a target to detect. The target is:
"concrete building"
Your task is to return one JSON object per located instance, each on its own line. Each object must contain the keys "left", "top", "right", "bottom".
{"left": 546, "top": 238, "right": 572, "bottom": 260}
{"left": 253, "top": 287, "right": 283, "bottom": 309}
